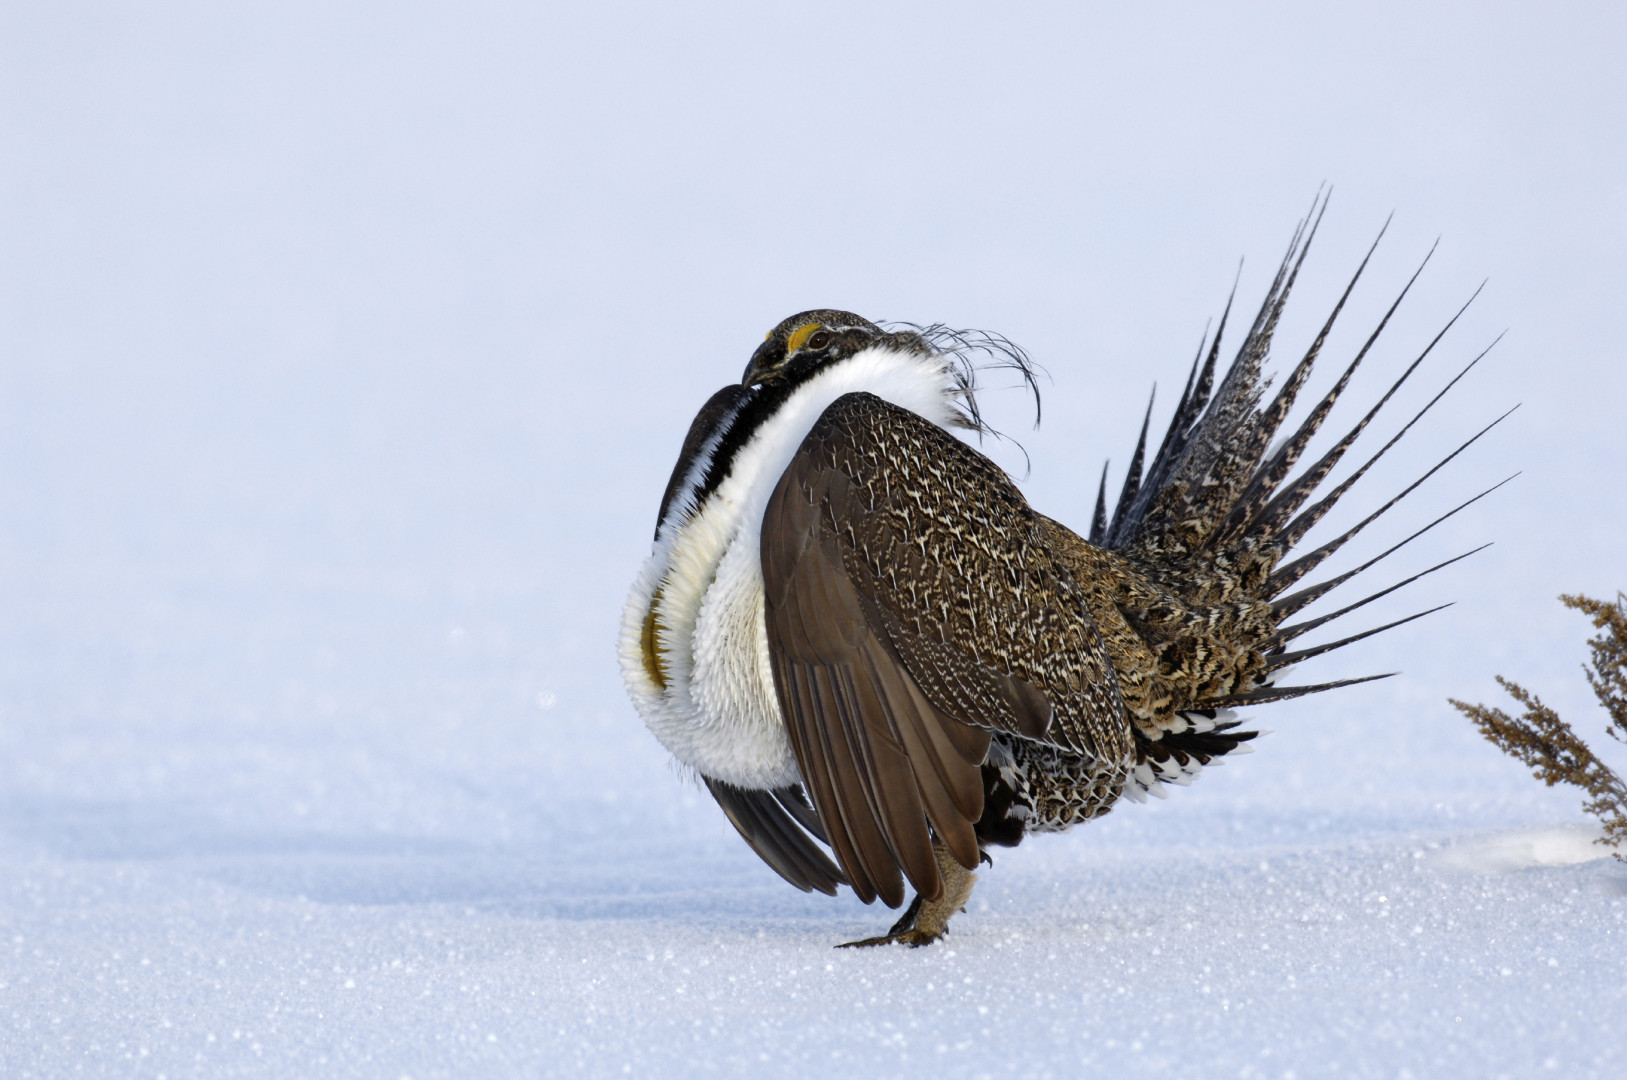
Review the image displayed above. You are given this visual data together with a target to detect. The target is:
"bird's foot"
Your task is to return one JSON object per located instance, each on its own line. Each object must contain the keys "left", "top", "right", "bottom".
{"left": 837, "top": 895, "right": 932, "bottom": 947}
{"left": 834, "top": 844, "right": 976, "bottom": 949}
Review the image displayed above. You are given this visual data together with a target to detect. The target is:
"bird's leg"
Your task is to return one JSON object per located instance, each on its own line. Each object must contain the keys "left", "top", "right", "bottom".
{"left": 883, "top": 894, "right": 925, "bottom": 937}
{"left": 838, "top": 843, "right": 978, "bottom": 948}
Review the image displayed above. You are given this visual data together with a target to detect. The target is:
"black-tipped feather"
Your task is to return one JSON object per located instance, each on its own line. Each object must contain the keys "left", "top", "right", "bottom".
{"left": 1267, "top": 413, "right": 1517, "bottom": 599}
{"left": 1113, "top": 192, "right": 1330, "bottom": 552}
{"left": 1202, "top": 221, "right": 1397, "bottom": 546}
{"left": 1251, "top": 317, "right": 1498, "bottom": 564}
{"left": 1272, "top": 544, "right": 1490, "bottom": 645}
{"left": 1272, "top": 474, "right": 1515, "bottom": 623}
{"left": 1107, "top": 287, "right": 1231, "bottom": 546}
{"left": 1240, "top": 314, "right": 1466, "bottom": 552}
{"left": 1205, "top": 672, "right": 1398, "bottom": 710}
{"left": 1090, "top": 462, "right": 1109, "bottom": 545}
{"left": 1265, "top": 603, "right": 1452, "bottom": 673}
{"left": 1108, "top": 390, "right": 1156, "bottom": 541}
{"left": 1208, "top": 237, "right": 1436, "bottom": 551}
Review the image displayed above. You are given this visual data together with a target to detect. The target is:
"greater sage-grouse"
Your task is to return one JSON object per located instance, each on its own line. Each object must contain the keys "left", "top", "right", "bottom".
{"left": 619, "top": 206, "right": 1503, "bottom": 947}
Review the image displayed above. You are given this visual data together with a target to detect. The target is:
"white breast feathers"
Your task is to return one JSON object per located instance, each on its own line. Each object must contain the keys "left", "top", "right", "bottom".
{"left": 617, "top": 345, "right": 966, "bottom": 789}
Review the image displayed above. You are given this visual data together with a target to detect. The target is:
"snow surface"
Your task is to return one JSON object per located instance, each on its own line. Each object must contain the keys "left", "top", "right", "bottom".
{"left": 4, "top": 2, "right": 1627, "bottom": 1077}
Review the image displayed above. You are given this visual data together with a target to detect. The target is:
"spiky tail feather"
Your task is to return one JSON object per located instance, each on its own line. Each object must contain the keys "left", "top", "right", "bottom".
{"left": 1075, "top": 193, "right": 1504, "bottom": 783}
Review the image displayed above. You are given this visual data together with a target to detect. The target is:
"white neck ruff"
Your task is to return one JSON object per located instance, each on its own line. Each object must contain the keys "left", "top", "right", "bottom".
{"left": 618, "top": 345, "right": 965, "bottom": 788}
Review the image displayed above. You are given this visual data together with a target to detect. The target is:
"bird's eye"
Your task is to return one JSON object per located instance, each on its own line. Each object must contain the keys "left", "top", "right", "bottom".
{"left": 807, "top": 330, "right": 832, "bottom": 350}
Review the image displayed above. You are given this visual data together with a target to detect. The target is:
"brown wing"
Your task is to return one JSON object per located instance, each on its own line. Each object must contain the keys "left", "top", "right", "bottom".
{"left": 761, "top": 392, "right": 1129, "bottom": 907}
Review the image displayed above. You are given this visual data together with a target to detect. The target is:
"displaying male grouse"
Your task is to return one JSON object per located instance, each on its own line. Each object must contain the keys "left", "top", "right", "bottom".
{"left": 619, "top": 203, "right": 1504, "bottom": 946}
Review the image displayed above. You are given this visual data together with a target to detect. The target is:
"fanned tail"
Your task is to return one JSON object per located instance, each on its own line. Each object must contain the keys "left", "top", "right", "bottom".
{"left": 1072, "top": 196, "right": 1505, "bottom": 799}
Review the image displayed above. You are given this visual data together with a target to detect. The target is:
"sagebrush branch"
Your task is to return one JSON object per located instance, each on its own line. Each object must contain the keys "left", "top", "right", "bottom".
{"left": 1449, "top": 592, "right": 1627, "bottom": 860}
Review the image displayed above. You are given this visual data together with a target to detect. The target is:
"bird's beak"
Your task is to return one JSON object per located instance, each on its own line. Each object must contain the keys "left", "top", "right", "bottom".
{"left": 742, "top": 339, "right": 783, "bottom": 387}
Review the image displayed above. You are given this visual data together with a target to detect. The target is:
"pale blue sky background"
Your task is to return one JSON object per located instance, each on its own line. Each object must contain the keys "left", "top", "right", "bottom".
{"left": 5, "top": 2, "right": 1623, "bottom": 709}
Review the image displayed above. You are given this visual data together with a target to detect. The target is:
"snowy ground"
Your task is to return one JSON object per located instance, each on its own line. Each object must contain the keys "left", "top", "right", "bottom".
{"left": 4, "top": 3, "right": 1627, "bottom": 1077}
{"left": 3, "top": 596, "right": 1624, "bottom": 1078}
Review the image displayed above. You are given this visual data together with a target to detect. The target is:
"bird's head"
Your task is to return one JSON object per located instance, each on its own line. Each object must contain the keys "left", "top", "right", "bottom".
{"left": 741, "top": 310, "right": 928, "bottom": 388}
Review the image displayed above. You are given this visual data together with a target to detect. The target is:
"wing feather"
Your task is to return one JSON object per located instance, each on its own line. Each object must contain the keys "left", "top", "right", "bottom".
{"left": 761, "top": 391, "right": 1129, "bottom": 906}
{"left": 702, "top": 779, "right": 845, "bottom": 895}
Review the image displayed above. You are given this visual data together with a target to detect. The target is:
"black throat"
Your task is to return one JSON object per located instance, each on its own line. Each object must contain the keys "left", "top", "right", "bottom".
{"left": 654, "top": 351, "right": 856, "bottom": 539}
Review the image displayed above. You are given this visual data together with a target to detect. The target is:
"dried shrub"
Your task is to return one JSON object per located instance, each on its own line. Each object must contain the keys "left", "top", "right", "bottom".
{"left": 1448, "top": 592, "right": 1627, "bottom": 859}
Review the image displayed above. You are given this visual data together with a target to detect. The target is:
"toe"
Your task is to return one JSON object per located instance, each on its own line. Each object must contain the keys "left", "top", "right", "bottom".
{"left": 835, "top": 928, "right": 945, "bottom": 949}
{"left": 835, "top": 934, "right": 898, "bottom": 949}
